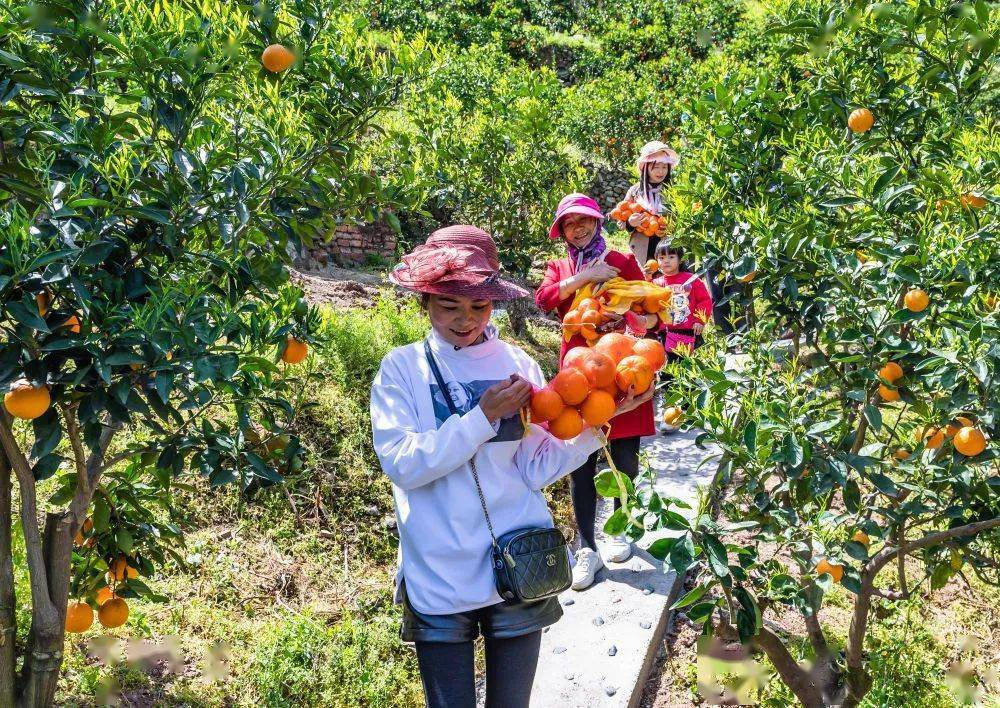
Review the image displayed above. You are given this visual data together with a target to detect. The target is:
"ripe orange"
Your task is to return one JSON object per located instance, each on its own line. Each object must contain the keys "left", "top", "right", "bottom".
{"left": 616, "top": 355, "right": 654, "bottom": 394}
{"left": 562, "top": 309, "right": 582, "bottom": 338}
{"left": 663, "top": 406, "right": 683, "bottom": 426}
{"left": 36, "top": 291, "right": 50, "bottom": 316}
{"left": 551, "top": 368, "right": 591, "bottom": 406}
{"left": 98, "top": 598, "right": 129, "bottom": 629}
{"left": 851, "top": 530, "right": 870, "bottom": 547}
{"left": 903, "top": 289, "right": 929, "bottom": 312}
{"left": 4, "top": 380, "right": 51, "bottom": 420}
{"left": 645, "top": 259, "right": 659, "bottom": 273}
{"left": 580, "top": 309, "right": 602, "bottom": 339}
{"left": 953, "top": 427, "right": 986, "bottom": 457}
{"left": 548, "top": 407, "right": 584, "bottom": 440}
{"left": 95, "top": 586, "right": 115, "bottom": 606}
{"left": 64, "top": 314, "right": 81, "bottom": 333}
{"left": 579, "top": 351, "right": 617, "bottom": 388}
{"left": 529, "top": 388, "right": 565, "bottom": 423}
{"left": 960, "top": 193, "right": 987, "bottom": 210}
{"left": 578, "top": 298, "right": 601, "bottom": 312}
{"left": 594, "top": 333, "right": 636, "bottom": 365}
{"left": 261, "top": 44, "right": 295, "bottom": 73}
{"left": 878, "top": 384, "right": 900, "bottom": 402}
{"left": 847, "top": 107, "right": 874, "bottom": 133}
{"left": 737, "top": 271, "right": 757, "bottom": 283}
{"left": 919, "top": 426, "right": 945, "bottom": 450}
{"left": 74, "top": 517, "right": 94, "bottom": 547}
{"left": 892, "top": 448, "right": 911, "bottom": 461}
{"left": 878, "top": 362, "right": 904, "bottom": 382}
{"left": 108, "top": 556, "right": 139, "bottom": 582}
{"left": 562, "top": 346, "right": 590, "bottom": 371}
{"left": 944, "top": 416, "right": 975, "bottom": 437}
{"left": 599, "top": 382, "right": 620, "bottom": 401}
{"left": 633, "top": 338, "right": 667, "bottom": 371}
{"left": 282, "top": 338, "right": 308, "bottom": 364}
{"left": 65, "top": 601, "right": 94, "bottom": 633}
{"left": 580, "top": 390, "right": 616, "bottom": 427}
{"left": 815, "top": 558, "right": 844, "bottom": 583}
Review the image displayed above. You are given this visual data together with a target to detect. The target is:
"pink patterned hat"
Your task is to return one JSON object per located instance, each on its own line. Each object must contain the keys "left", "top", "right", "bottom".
{"left": 548, "top": 193, "right": 605, "bottom": 240}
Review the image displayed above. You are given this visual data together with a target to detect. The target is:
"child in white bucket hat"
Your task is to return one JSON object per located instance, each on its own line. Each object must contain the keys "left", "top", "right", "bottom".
{"left": 621, "top": 141, "right": 680, "bottom": 270}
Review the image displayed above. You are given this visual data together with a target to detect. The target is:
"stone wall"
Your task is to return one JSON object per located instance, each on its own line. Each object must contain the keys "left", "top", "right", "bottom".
{"left": 584, "top": 160, "right": 634, "bottom": 214}
{"left": 293, "top": 219, "right": 398, "bottom": 271}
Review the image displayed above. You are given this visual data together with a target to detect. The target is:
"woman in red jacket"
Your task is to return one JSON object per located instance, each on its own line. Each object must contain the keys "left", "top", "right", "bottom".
{"left": 535, "top": 193, "right": 655, "bottom": 590}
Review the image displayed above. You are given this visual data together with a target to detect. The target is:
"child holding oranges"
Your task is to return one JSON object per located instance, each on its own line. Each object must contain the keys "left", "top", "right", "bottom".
{"left": 615, "top": 141, "right": 679, "bottom": 271}
{"left": 535, "top": 193, "right": 655, "bottom": 590}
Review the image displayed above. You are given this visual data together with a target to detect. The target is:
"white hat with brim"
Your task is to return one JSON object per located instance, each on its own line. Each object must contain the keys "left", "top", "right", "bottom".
{"left": 636, "top": 141, "right": 680, "bottom": 174}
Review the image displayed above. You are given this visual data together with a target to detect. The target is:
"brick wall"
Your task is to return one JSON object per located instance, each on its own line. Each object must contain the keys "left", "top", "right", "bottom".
{"left": 294, "top": 218, "right": 398, "bottom": 271}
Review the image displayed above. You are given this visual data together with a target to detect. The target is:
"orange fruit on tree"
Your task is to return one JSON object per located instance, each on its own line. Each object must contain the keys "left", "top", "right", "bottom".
{"left": 918, "top": 426, "right": 945, "bottom": 450}
{"left": 737, "top": 271, "right": 757, "bottom": 283}
{"left": 847, "top": 107, "right": 874, "bottom": 133}
{"left": 65, "top": 601, "right": 94, "bottom": 634}
{"left": 815, "top": 558, "right": 844, "bottom": 582}
{"left": 960, "top": 193, "right": 987, "bottom": 209}
{"left": 892, "top": 448, "right": 911, "bottom": 461}
{"left": 663, "top": 406, "right": 683, "bottom": 426}
{"left": 615, "top": 355, "right": 654, "bottom": 394}
{"left": 878, "top": 384, "right": 900, "bottom": 402}
{"left": 579, "top": 390, "right": 616, "bottom": 427}
{"left": 529, "top": 388, "right": 565, "bottom": 423}
{"left": 36, "top": 291, "right": 50, "bottom": 316}
{"left": 903, "top": 289, "right": 929, "bottom": 312}
{"left": 548, "top": 407, "right": 584, "bottom": 440}
{"left": 550, "top": 368, "right": 591, "bottom": 406}
{"left": 108, "top": 556, "right": 139, "bottom": 582}
{"left": 878, "top": 362, "right": 904, "bottom": 382}
{"left": 63, "top": 314, "right": 81, "bottom": 333}
{"left": 579, "top": 351, "right": 617, "bottom": 388}
{"left": 953, "top": 427, "right": 986, "bottom": 457}
{"left": 261, "top": 43, "right": 295, "bottom": 73}
{"left": 633, "top": 338, "right": 667, "bottom": 371}
{"left": 282, "top": 337, "right": 308, "bottom": 364}
{"left": 595, "top": 333, "right": 636, "bottom": 364}
{"left": 95, "top": 586, "right": 115, "bottom": 606}
{"left": 944, "top": 416, "right": 975, "bottom": 437}
{"left": 74, "top": 517, "right": 94, "bottom": 547}
{"left": 851, "top": 530, "right": 870, "bottom": 547}
{"left": 562, "top": 309, "right": 582, "bottom": 338}
{"left": 98, "top": 597, "right": 130, "bottom": 629}
{"left": 4, "top": 380, "right": 51, "bottom": 420}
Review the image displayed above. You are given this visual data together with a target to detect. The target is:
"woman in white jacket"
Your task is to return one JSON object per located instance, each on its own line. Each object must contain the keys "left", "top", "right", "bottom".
{"left": 371, "top": 226, "right": 643, "bottom": 708}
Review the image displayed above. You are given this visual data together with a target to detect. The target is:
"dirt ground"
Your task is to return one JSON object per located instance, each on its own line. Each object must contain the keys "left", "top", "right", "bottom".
{"left": 291, "top": 267, "right": 386, "bottom": 309}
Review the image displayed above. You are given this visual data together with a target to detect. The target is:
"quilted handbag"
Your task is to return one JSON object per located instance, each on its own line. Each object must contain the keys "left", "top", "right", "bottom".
{"left": 424, "top": 341, "right": 572, "bottom": 603}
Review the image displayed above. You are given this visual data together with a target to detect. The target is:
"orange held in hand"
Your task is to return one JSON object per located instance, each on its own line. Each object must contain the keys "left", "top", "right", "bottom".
{"left": 562, "top": 309, "right": 582, "bottom": 339}
{"left": 580, "top": 309, "right": 602, "bottom": 340}
{"left": 577, "top": 351, "right": 617, "bottom": 388}
{"left": 633, "top": 339, "right": 667, "bottom": 371}
{"left": 529, "top": 388, "right": 565, "bottom": 423}
{"left": 563, "top": 346, "right": 590, "bottom": 370}
{"left": 549, "top": 407, "right": 584, "bottom": 440}
{"left": 551, "top": 368, "right": 591, "bottom": 406}
{"left": 594, "top": 333, "right": 636, "bottom": 365}
{"left": 616, "top": 355, "right": 654, "bottom": 394}
{"left": 579, "top": 390, "right": 616, "bottom": 427}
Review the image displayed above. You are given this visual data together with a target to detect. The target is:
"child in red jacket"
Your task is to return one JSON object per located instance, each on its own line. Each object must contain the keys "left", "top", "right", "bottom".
{"left": 652, "top": 241, "right": 712, "bottom": 432}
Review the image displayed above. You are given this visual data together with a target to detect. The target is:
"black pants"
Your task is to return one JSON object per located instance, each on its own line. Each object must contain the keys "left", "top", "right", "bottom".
{"left": 569, "top": 436, "right": 641, "bottom": 551}
{"left": 415, "top": 631, "right": 542, "bottom": 708}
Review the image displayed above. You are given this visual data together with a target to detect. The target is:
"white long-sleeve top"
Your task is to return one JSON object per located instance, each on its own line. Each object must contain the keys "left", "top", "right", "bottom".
{"left": 371, "top": 325, "right": 604, "bottom": 615}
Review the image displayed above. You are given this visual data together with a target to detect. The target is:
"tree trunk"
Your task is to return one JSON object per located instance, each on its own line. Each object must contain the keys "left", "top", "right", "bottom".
{"left": 505, "top": 296, "right": 532, "bottom": 338}
{"left": 0, "top": 450, "right": 15, "bottom": 708}
{"left": 16, "top": 513, "right": 73, "bottom": 708}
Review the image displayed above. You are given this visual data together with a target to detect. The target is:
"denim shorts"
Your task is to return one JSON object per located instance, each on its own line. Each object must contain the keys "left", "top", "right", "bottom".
{"left": 400, "top": 581, "right": 563, "bottom": 643}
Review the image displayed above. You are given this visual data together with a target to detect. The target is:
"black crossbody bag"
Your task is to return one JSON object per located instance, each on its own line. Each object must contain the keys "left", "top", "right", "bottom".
{"left": 424, "top": 340, "right": 571, "bottom": 604}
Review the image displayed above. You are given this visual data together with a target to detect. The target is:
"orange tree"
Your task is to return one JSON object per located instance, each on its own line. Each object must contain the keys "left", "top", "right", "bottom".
{"left": 0, "top": 1, "right": 419, "bottom": 704}
{"left": 598, "top": 1, "right": 998, "bottom": 705}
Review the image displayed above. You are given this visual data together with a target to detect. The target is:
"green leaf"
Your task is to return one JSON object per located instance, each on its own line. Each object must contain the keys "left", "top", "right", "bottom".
{"left": 863, "top": 404, "right": 882, "bottom": 432}
{"left": 871, "top": 164, "right": 900, "bottom": 194}
{"left": 669, "top": 533, "right": 696, "bottom": 573}
{"left": 594, "top": 470, "right": 618, "bottom": 498}
{"left": 671, "top": 584, "right": 709, "bottom": 610}
{"left": 116, "top": 529, "right": 134, "bottom": 553}
{"left": 703, "top": 534, "right": 730, "bottom": 577}
{"left": 603, "top": 508, "right": 628, "bottom": 535}
{"left": 686, "top": 601, "right": 717, "bottom": 625}
{"left": 8, "top": 300, "right": 49, "bottom": 332}
{"left": 92, "top": 496, "right": 111, "bottom": 532}
{"left": 743, "top": 421, "right": 757, "bottom": 455}
{"left": 647, "top": 537, "right": 677, "bottom": 560}
{"left": 870, "top": 473, "right": 898, "bottom": 496}
{"left": 782, "top": 432, "right": 803, "bottom": 467}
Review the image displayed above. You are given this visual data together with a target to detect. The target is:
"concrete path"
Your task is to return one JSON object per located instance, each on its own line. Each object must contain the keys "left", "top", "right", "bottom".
{"left": 529, "top": 428, "right": 718, "bottom": 708}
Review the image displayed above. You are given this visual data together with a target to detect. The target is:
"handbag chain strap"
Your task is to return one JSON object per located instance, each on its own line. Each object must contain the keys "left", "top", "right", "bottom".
{"left": 423, "top": 340, "right": 499, "bottom": 549}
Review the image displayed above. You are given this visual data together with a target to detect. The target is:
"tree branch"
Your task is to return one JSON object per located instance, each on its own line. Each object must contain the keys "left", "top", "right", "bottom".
{"left": 866, "top": 516, "right": 1000, "bottom": 580}
{"left": 0, "top": 448, "right": 16, "bottom": 708}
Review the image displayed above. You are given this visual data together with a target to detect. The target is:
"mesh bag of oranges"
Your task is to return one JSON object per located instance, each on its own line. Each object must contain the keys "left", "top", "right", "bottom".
{"left": 526, "top": 332, "right": 667, "bottom": 440}
{"left": 608, "top": 200, "right": 673, "bottom": 237}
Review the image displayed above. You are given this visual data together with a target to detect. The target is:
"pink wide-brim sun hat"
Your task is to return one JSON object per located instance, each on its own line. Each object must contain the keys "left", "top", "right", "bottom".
{"left": 548, "top": 193, "right": 605, "bottom": 240}
{"left": 636, "top": 140, "right": 680, "bottom": 174}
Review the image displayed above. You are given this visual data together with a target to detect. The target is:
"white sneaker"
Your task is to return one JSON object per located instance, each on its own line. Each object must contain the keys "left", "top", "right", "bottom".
{"left": 606, "top": 534, "right": 633, "bottom": 563}
{"left": 571, "top": 547, "right": 603, "bottom": 590}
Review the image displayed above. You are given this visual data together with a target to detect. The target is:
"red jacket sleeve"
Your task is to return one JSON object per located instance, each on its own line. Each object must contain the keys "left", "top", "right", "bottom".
{"left": 690, "top": 277, "right": 713, "bottom": 322}
{"left": 535, "top": 260, "right": 564, "bottom": 313}
{"left": 614, "top": 252, "right": 645, "bottom": 282}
